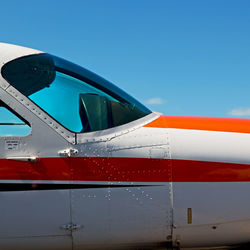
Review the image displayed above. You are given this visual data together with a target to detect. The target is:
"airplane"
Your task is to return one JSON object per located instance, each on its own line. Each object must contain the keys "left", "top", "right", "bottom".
{"left": 0, "top": 42, "right": 250, "bottom": 250}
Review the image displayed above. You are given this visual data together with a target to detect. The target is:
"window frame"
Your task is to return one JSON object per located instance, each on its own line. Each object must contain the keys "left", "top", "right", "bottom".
{"left": 0, "top": 100, "right": 31, "bottom": 137}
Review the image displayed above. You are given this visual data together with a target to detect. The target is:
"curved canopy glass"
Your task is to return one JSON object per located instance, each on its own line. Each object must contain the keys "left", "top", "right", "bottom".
{"left": 1, "top": 53, "right": 151, "bottom": 133}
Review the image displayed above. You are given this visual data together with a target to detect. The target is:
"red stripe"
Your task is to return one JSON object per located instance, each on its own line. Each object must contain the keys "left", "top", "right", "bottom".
{"left": 71, "top": 157, "right": 170, "bottom": 182}
{"left": 0, "top": 158, "right": 71, "bottom": 181}
{"left": 172, "top": 159, "right": 250, "bottom": 182}
{"left": 0, "top": 157, "right": 250, "bottom": 182}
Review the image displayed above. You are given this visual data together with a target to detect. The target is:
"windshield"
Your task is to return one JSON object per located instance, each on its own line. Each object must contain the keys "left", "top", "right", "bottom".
{"left": 1, "top": 53, "right": 151, "bottom": 132}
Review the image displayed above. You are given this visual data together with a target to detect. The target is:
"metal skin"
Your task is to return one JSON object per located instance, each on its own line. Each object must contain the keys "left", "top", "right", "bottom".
{"left": 0, "top": 43, "right": 250, "bottom": 250}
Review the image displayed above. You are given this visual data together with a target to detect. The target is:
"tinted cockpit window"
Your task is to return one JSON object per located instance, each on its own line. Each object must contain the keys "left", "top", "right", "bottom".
{"left": 1, "top": 54, "right": 151, "bottom": 132}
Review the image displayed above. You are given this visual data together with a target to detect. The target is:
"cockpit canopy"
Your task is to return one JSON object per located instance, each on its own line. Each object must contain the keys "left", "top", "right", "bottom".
{"left": 1, "top": 54, "right": 151, "bottom": 133}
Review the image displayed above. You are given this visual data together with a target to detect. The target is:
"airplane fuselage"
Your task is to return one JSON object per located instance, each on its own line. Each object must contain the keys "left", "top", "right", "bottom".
{"left": 0, "top": 43, "right": 249, "bottom": 250}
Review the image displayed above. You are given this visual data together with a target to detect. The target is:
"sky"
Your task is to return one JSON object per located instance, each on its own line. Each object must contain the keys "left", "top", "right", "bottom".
{"left": 0, "top": 0, "right": 249, "bottom": 118}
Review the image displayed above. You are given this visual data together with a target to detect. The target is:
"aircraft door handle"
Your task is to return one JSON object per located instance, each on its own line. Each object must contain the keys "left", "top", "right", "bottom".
{"left": 58, "top": 148, "right": 78, "bottom": 157}
{"left": 60, "top": 223, "right": 83, "bottom": 232}
{"left": 6, "top": 156, "right": 37, "bottom": 162}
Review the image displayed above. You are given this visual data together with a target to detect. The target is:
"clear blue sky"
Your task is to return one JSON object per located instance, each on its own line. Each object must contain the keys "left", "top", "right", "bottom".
{"left": 0, "top": 0, "right": 249, "bottom": 117}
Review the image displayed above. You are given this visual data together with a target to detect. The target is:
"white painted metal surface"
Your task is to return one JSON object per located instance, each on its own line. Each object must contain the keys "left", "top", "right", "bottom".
{"left": 173, "top": 182, "right": 250, "bottom": 247}
{"left": 72, "top": 126, "right": 173, "bottom": 249}
{"left": 169, "top": 128, "right": 250, "bottom": 164}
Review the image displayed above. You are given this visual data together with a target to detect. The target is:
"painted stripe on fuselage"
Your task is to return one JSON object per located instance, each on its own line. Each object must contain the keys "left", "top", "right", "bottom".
{"left": 0, "top": 183, "right": 151, "bottom": 192}
{"left": 145, "top": 115, "right": 250, "bottom": 134}
{"left": 1, "top": 157, "right": 250, "bottom": 182}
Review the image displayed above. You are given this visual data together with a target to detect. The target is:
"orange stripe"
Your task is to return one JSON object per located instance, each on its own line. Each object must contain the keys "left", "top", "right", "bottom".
{"left": 145, "top": 115, "right": 250, "bottom": 134}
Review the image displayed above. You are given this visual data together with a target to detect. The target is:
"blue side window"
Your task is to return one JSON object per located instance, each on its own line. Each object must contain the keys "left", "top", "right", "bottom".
{"left": 0, "top": 106, "right": 30, "bottom": 136}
